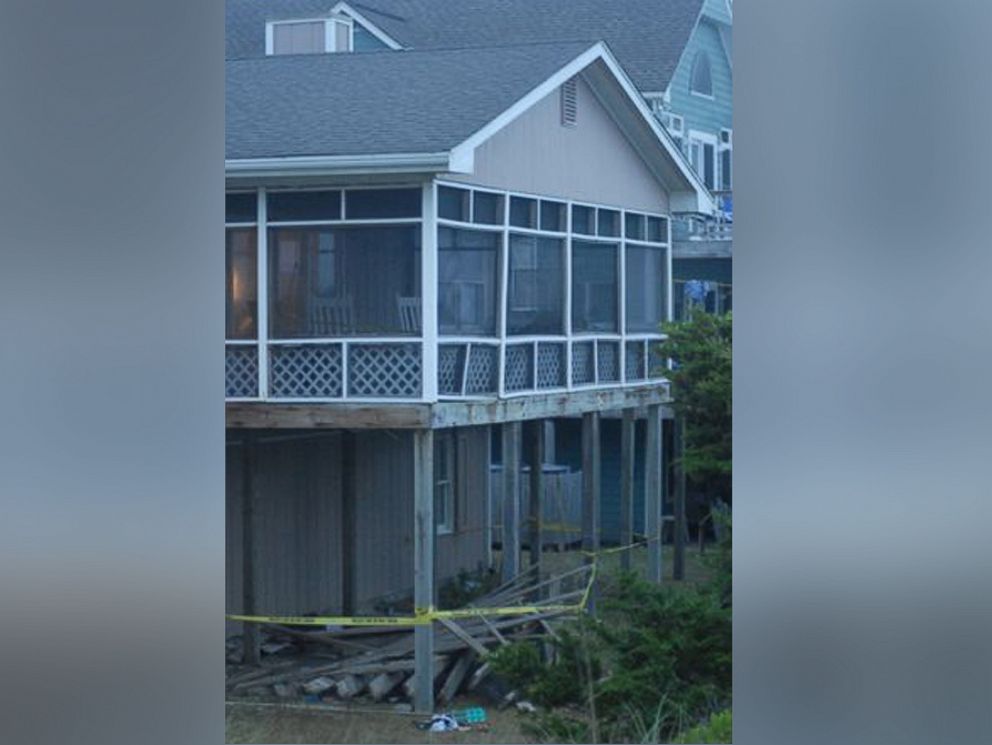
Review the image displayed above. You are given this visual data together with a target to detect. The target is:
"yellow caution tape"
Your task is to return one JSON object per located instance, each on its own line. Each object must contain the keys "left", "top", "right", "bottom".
{"left": 227, "top": 538, "right": 657, "bottom": 628}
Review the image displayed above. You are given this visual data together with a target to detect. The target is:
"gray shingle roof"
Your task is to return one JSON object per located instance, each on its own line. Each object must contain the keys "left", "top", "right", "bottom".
{"left": 226, "top": 40, "right": 595, "bottom": 160}
{"left": 226, "top": 0, "right": 704, "bottom": 92}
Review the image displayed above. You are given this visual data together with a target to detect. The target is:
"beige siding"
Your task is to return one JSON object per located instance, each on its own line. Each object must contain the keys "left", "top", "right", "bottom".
{"left": 226, "top": 433, "right": 344, "bottom": 625}
{"left": 448, "top": 76, "right": 669, "bottom": 213}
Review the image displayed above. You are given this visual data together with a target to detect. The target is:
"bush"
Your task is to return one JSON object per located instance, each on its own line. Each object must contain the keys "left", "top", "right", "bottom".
{"left": 676, "top": 709, "right": 732, "bottom": 744}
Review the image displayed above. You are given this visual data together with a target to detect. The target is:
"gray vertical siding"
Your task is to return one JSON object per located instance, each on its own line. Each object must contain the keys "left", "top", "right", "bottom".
{"left": 227, "top": 426, "right": 492, "bottom": 622}
{"left": 226, "top": 433, "right": 344, "bottom": 628}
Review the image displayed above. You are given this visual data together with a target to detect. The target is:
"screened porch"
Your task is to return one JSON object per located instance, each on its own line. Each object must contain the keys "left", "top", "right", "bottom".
{"left": 225, "top": 182, "right": 672, "bottom": 403}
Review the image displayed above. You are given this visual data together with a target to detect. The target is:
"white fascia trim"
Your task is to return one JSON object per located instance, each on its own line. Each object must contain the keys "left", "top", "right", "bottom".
{"left": 225, "top": 152, "right": 451, "bottom": 179}
{"left": 593, "top": 45, "right": 714, "bottom": 213}
{"left": 449, "top": 43, "right": 607, "bottom": 168}
{"left": 330, "top": 2, "right": 404, "bottom": 49}
{"left": 449, "top": 42, "right": 712, "bottom": 213}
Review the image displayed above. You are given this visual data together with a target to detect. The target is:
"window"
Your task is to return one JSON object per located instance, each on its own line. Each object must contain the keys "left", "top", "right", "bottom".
{"left": 539, "top": 200, "right": 566, "bottom": 232}
{"left": 438, "top": 227, "right": 500, "bottom": 336}
{"left": 435, "top": 433, "right": 456, "bottom": 534}
{"left": 598, "top": 209, "right": 620, "bottom": 237}
{"left": 226, "top": 229, "right": 257, "bottom": 339}
{"left": 473, "top": 191, "right": 504, "bottom": 225}
{"left": 346, "top": 188, "right": 420, "bottom": 219}
{"left": 571, "top": 240, "right": 618, "bottom": 333}
{"left": 509, "top": 196, "right": 537, "bottom": 229}
{"left": 508, "top": 235, "right": 565, "bottom": 335}
{"left": 268, "top": 190, "right": 341, "bottom": 222}
{"left": 690, "top": 51, "right": 713, "bottom": 97}
{"left": 719, "top": 128, "right": 733, "bottom": 191}
{"left": 226, "top": 193, "right": 256, "bottom": 223}
{"left": 560, "top": 77, "right": 578, "bottom": 126}
{"left": 571, "top": 205, "right": 594, "bottom": 235}
{"left": 689, "top": 132, "right": 717, "bottom": 190}
{"left": 438, "top": 185, "right": 470, "bottom": 222}
{"left": 625, "top": 244, "right": 666, "bottom": 332}
{"left": 268, "top": 16, "right": 353, "bottom": 55}
{"left": 268, "top": 225, "right": 421, "bottom": 337}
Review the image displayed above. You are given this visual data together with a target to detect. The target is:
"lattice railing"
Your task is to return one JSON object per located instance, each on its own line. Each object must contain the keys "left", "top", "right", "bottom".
{"left": 348, "top": 343, "right": 422, "bottom": 398}
{"left": 270, "top": 344, "right": 344, "bottom": 398}
{"left": 226, "top": 345, "right": 259, "bottom": 398}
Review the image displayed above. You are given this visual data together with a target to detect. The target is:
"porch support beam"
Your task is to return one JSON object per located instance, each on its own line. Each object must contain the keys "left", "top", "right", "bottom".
{"left": 620, "top": 408, "right": 636, "bottom": 572}
{"left": 646, "top": 404, "right": 664, "bottom": 583}
{"left": 413, "top": 429, "right": 436, "bottom": 714}
{"left": 240, "top": 432, "right": 260, "bottom": 666}
{"left": 581, "top": 411, "right": 601, "bottom": 614}
{"left": 673, "top": 415, "right": 687, "bottom": 581}
{"left": 501, "top": 421, "right": 522, "bottom": 583}
{"left": 527, "top": 420, "right": 544, "bottom": 571}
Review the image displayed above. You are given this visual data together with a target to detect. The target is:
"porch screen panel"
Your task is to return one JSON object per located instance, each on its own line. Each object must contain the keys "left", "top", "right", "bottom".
{"left": 571, "top": 240, "right": 618, "bottom": 333}
{"left": 226, "top": 228, "right": 257, "bottom": 339}
{"left": 438, "top": 227, "right": 500, "bottom": 336}
{"left": 507, "top": 234, "right": 564, "bottom": 335}
{"left": 268, "top": 225, "right": 421, "bottom": 338}
{"left": 625, "top": 244, "right": 666, "bottom": 332}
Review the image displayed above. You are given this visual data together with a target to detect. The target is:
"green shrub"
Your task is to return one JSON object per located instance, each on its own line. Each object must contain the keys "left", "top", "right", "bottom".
{"left": 676, "top": 709, "right": 732, "bottom": 743}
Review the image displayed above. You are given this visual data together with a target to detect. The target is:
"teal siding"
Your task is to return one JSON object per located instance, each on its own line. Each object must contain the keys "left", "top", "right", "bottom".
{"left": 702, "top": 0, "right": 733, "bottom": 27}
{"left": 667, "top": 19, "right": 732, "bottom": 171}
{"left": 353, "top": 25, "right": 390, "bottom": 51}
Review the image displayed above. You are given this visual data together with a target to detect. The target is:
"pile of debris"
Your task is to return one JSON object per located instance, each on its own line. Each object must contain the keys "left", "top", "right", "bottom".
{"left": 226, "top": 563, "right": 591, "bottom": 708}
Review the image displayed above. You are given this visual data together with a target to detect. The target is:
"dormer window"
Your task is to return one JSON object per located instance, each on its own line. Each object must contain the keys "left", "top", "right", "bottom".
{"left": 690, "top": 51, "right": 713, "bottom": 97}
{"left": 267, "top": 16, "right": 353, "bottom": 55}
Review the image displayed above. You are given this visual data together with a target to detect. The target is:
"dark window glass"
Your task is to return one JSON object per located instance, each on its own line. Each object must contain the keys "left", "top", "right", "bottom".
{"left": 598, "top": 209, "right": 620, "bottom": 237}
{"left": 572, "top": 205, "right": 594, "bottom": 235}
{"left": 540, "top": 200, "right": 566, "bottom": 232}
{"left": 690, "top": 51, "right": 712, "bottom": 96}
{"left": 625, "top": 244, "right": 666, "bottom": 332}
{"left": 226, "top": 193, "right": 256, "bottom": 223}
{"left": 438, "top": 186, "right": 470, "bottom": 222}
{"left": 508, "top": 234, "right": 565, "bottom": 335}
{"left": 571, "top": 240, "right": 618, "bottom": 333}
{"left": 268, "top": 191, "right": 341, "bottom": 222}
{"left": 438, "top": 227, "right": 500, "bottom": 336}
{"left": 625, "top": 213, "right": 645, "bottom": 241}
{"left": 226, "top": 228, "right": 257, "bottom": 339}
{"left": 720, "top": 148, "right": 732, "bottom": 190}
{"left": 509, "top": 196, "right": 537, "bottom": 228}
{"left": 473, "top": 191, "right": 504, "bottom": 225}
{"left": 346, "top": 188, "right": 421, "bottom": 219}
{"left": 647, "top": 216, "right": 667, "bottom": 242}
{"left": 268, "top": 225, "right": 421, "bottom": 337}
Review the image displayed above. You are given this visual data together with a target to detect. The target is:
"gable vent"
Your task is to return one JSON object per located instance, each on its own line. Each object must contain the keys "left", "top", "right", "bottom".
{"left": 560, "top": 78, "right": 577, "bottom": 126}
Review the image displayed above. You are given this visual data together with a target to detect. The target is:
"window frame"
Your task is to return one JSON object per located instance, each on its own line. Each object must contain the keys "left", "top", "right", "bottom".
{"left": 266, "top": 15, "right": 354, "bottom": 55}
{"left": 690, "top": 50, "right": 714, "bottom": 99}
{"left": 435, "top": 432, "right": 456, "bottom": 535}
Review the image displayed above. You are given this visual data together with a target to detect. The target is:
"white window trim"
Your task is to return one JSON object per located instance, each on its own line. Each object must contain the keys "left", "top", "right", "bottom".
{"left": 265, "top": 15, "right": 355, "bottom": 55}
{"left": 435, "top": 433, "right": 456, "bottom": 535}
{"left": 330, "top": 2, "right": 404, "bottom": 50}
{"left": 688, "top": 130, "right": 718, "bottom": 189}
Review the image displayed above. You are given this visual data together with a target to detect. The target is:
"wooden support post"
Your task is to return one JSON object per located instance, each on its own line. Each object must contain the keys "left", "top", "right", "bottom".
{"left": 241, "top": 433, "right": 260, "bottom": 666}
{"left": 341, "top": 432, "right": 357, "bottom": 616}
{"left": 646, "top": 404, "right": 663, "bottom": 583}
{"left": 413, "top": 429, "right": 435, "bottom": 714}
{"left": 619, "top": 409, "right": 636, "bottom": 572}
{"left": 581, "top": 411, "right": 601, "bottom": 613}
{"left": 501, "top": 421, "right": 522, "bottom": 583}
{"left": 527, "top": 420, "right": 544, "bottom": 572}
{"left": 673, "top": 415, "right": 687, "bottom": 581}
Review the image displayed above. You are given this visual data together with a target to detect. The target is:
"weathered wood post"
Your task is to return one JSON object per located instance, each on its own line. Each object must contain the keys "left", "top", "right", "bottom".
{"left": 673, "top": 415, "right": 687, "bottom": 581}
{"left": 646, "top": 404, "right": 664, "bottom": 583}
{"left": 240, "top": 432, "right": 260, "bottom": 665}
{"left": 413, "top": 428, "right": 436, "bottom": 713}
{"left": 581, "top": 411, "right": 601, "bottom": 613}
{"left": 527, "top": 419, "right": 544, "bottom": 573}
{"left": 501, "top": 420, "right": 522, "bottom": 583}
{"left": 620, "top": 408, "right": 636, "bottom": 572}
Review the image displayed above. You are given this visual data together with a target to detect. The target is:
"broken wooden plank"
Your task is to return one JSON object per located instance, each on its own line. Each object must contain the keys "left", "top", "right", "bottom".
{"left": 437, "top": 617, "right": 490, "bottom": 657}
{"left": 439, "top": 650, "right": 477, "bottom": 705}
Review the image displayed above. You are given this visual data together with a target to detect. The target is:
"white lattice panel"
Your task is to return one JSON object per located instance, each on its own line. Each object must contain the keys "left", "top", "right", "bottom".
{"left": 537, "top": 343, "right": 566, "bottom": 389}
{"left": 465, "top": 345, "right": 498, "bottom": 395}
{"left": 504, "top": 344, "right": 533, "bottom": 392}
{"left": 625, "top": 341, "right": 646, "bottom": 381}
{"left": 348, "top": 343, "right": 422, "bottom": 398}
{"left": 597, "top": 341, "right": 621, "bottom": 382}
{"left": 270, "top": 344, "right": 343, "bottom": 398}
{"left": 438, "top": 344, "right": 466, "bottom": 395}
{"left": 571, "top": 341, "right": 595, "bottom": 385}
{"left": 226, "top": 345, "right": 258, "bottom": 398}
